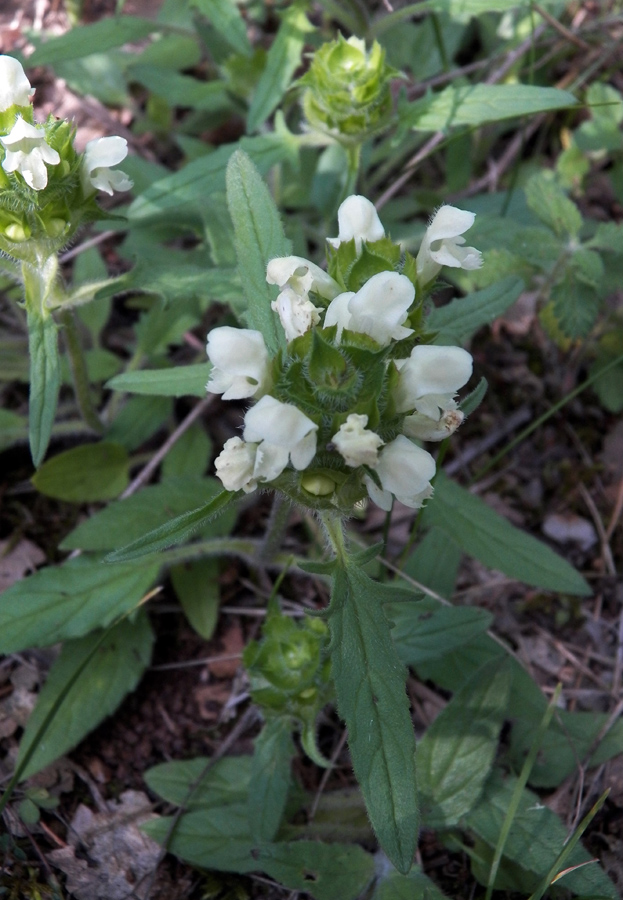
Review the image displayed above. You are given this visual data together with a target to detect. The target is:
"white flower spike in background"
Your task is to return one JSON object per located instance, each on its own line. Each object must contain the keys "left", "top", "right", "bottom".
{"left": 327, "top": 195, "right": 385, "bottom": 250}
{"left": 81, "top": 136, "right": 133, "bottom": 196}
{"left": 0, "top": 118, "right": 60, "bottom": 190}
{"left": 206, "top": 327, "right": 271, "bottom": 400}
{"left": 0, "top": 56, "right": 34, "bottom": 111}
{"left": 416, "top": 205, "right": 483, "bottom": 287}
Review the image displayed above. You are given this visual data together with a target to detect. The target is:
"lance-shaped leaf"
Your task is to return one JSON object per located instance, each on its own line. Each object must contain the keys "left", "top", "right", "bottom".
{"left": 17, "top": 612, "right": 153, "bottom": 780}
{"left": 226, "top": 149, "right": 291, "bottom": 355}
{"left": 27, "top": 311, "right": 60, "bottom": 468}
{"left": 417, "top": 658, "right": 511, "bottom": 827}
{"left": 106, "top": 489, "right": 238, "bottom": 562}
{"left": 327, "top": 563, "right": 419, "bottom": 874}
{"left": 249, "top": 717, "right": 295, "bottom": 841}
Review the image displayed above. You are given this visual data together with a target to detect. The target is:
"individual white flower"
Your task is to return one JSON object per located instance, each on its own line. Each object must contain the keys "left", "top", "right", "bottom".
{"left": 363, "top": 435, "right": 436, "bottom": 511}
{"left": 0, "top": 56, "right": 34, "bottom": 111}
{"left": 267, "top": 256, "right": 340, "bottom": 343}
{"left": 403, "top": 407, "right": 465, "bottom": 442}
{"left": 327, "top": 195, "right": 385, "bottom": 251}
{"left": 331, "top": 414, "right": 383, "bottom": 467}
{"left": 81, "top": 136, "right": 133, "bottom": 196}
{"left": 266, "top": 256, "right": 340, "bottom": 300}
{"left": 324, "top": 271, "right": 414, "bottom": 346}
{"left": 0, "top": 117, "right": 60, "bottom": 190}
{"left": 394, "top": 345, "right": 473, "bottom": 418}
{"left": 244, "top": 395, "right": 318, "bottom": 477}
{"left": 214, "top": 437, "right": 258, "bottom": 493}
{"left": 416, "top": 206, "right": 483, "bottom": 286}
{"left": 271, "top": 286, "right": 322, "bottom": 343}
{"left": 206, "top": 326, "right": 271, "bottom": 400}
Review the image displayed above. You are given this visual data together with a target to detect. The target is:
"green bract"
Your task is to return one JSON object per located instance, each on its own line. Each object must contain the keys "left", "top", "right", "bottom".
{"left": 299, "top": 35, "right": 399, "bottom": 141}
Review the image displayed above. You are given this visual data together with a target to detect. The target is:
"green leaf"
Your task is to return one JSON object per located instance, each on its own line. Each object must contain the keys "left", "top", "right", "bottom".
{"left": 32, "top": 441, "right": 130, "bottom": 502}
{"left": 586, "top": 221, "right": 623, "bottom": 254}
{"left": 249, "top": 718, "right": 294, "bottom": 841}
{"left": 61, "top": 477, "right": 231, "bottom": 551}
{"left": 370, "top": 865, "right": 451, "bottom": 900}
{"left": 0, "top": 410, "right": 26, "bottom": 452}
{"left": 27, "top": 16, "right": 159, "bottom": 66}
{"left": 130, "top": 65, "right": 232, "bottom": 113}
{"left": 423, "top": 473, "right": 590, "bottom": 595}
{"left": 550, "top": 273, "right": 600, "bottom": 339}
{"left": 391, "top": 599, "right": 493, "bottom": 666}
{"left": 106, "top": 395, "right": 172, "bottom": 451}
{"left": 0, "top": 555, "right": 159, "bottom": 653}
{"left": 145, "top": 756, "right": 252, "bottom": 810}
{"left": 171, "top": 559, "right": 221, "bottom": 639}
{"left": 417, "top": 659, "right": 511, "bottom": 827}
{"left": 328, "top": 563, "right": 418, "bottom": 874}
{"left": 128, "top": 135, "right": 293, "bottom": 222}
{"left": 226, "top": 149, "right": 291, "bottom": 354}
{"left": 190, "top": 0, "right": 252, "bottom": 56}
{"left": 524, "top": 173, "right": 582, "bottom": 239}
{"left": 408, "top": 84, "right": 576, "bottom": 131}
{"left": 466, "top": 771, "right": 618, "bottom": 898}
{"left": 402, "top": 526, "right": 462, "bottom": 599}
{"left": 106, "top": 363, "right": 212, "bottom": 398}
{"left": 256, "top": 841, "right": 375, "bottom": 900}
{"left": 247, "top": 4, "right": 313, "bottom": 134}
{"left": 161, "top": 423, "right": 211, "bottom": 479}
{"left": 101, "top": 260, "right": 240, "bottom": 306}
{"left": 17, "top": 612, "right": 153, "bottom": 780}
{"left": 144, "top": 807, "right": 375, "bottom": 900}
{"left": 106, "top": 488, "right": 238, "bottom": 562}
{"left": 428, "top": 277, "right": 524, "bottom": 344}
{"left": 27, "top": 311, "right": 60, "bottom": 468}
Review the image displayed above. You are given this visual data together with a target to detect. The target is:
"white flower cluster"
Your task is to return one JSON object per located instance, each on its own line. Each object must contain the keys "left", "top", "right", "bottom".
{"left": 207, "top": 195, "right": 480, "bottom": 511}
{"left": 0, "top": 55, "right": 132, "bottom": 195}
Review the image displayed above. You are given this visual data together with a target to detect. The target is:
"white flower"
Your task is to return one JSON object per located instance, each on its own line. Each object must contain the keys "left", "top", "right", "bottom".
{"left": 206, "top": 326, "right": 271, "bottom": 400}
{"left": 214, "top": 437, "right": 258, "bottom": 493}
{"left": 331, "top": 414, "right": 383, "bottom": 467}
{"left": 244, "top": 395, "right": 318, "bottom": 478}
{"left": 394, "top": 345, "right": 473, "bottom": 418}
{"left": 81, "top": 136, "right": 133, "bottom": 196}
{"left": 364, "top": 435, "right": 436, "bottom": 510}
{"left": 266, "top": 256, "right": 340, "bottom": 300}
{"left": 0, "top": 117, "right": 60, "bottom": 190}
{"left": 0, "top": 56, "right": 34, "bottom": 111}
{"left": 324, "top": 271, "right": 414, "bottom": 346}
{"left": 403, "top": 408, "right": 465, "bottom": 442}
{"left": 416, "top": 206, "right": 482, "bottom": 286}
{"left": 267, "top": 256, "right": 340, "bottom": 343}
{"left": 271, "top": 285, "right": 322, "bottom": 343}
{"left": 327, "top": 195, "right": 385, "bottom": 251}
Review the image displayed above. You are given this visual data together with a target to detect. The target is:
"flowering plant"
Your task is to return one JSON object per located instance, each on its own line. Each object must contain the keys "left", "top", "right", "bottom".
{"left": 0, "top": 55, "right": 132, "bottom": 466}
{"left": 207, "top": 193, "right": 480, "bottom": 518}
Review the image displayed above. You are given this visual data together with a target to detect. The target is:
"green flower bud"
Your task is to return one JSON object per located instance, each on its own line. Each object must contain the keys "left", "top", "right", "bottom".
{"left": 301, "top": 472, "right": 336, "bottom": 496}
{"left": 300, "top": 35, "right": 399, "bottom": 140}
{"left": 4, "top": 222, "right": 30, "bottom": 242}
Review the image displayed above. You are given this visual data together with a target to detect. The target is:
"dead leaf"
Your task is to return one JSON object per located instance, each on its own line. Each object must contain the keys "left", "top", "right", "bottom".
{"left": 194, "top": 682, "right": 232, "bottom": 721}
{"left": 48, "top": 791, "right": 160, "bottom": 900}
{"left": 0, "top": 538, "right": 45, "bottom": 592}
{"left": 542, "top": 513, "right": 598, "bottom": 551}
{"left": 208, "top": 620, "right": 244, "bottom": 678}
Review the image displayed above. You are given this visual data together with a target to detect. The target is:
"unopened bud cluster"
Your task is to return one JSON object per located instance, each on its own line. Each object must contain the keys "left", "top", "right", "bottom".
{"left": 299, "top": 35, "right": 399, "bottom": 141}
{"left": 0, "top": 55, "right": 132, "bottom": 256}
{"left": 207, "top": 195, "right": 482, "bottom": 514}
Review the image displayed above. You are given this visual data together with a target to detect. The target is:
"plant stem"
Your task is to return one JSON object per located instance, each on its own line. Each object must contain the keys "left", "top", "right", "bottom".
{"left": 260, "top": 494, "right": 292, "bottom": 562}
{"left": 59, "top": 308, "right": 104, "bottom": 434}
{"left": 343, "top": 143, "right": 362, "bottom": 200}
{"left": 319, "top": 511, "right": 347, "bottom": 564}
